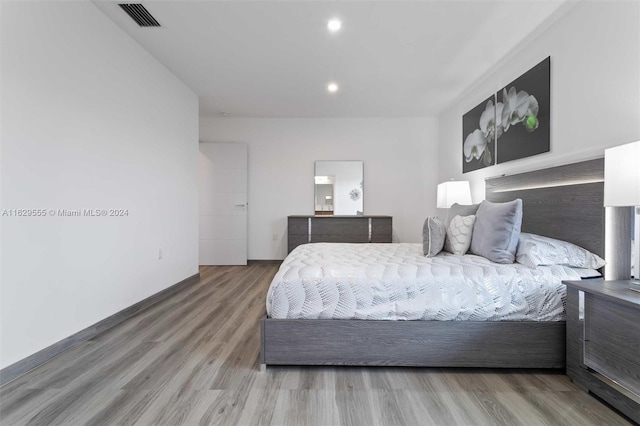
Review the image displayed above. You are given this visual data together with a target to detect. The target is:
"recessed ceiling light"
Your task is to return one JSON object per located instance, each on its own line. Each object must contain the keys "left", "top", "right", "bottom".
{"left": 327, "top": 82, "right": 339, "bottom": 93}
{"left": 327, "top": 19, "right": 342, "bottom": 32}
{"left": 220, "top": 112, "right": 229, "bottom": 117}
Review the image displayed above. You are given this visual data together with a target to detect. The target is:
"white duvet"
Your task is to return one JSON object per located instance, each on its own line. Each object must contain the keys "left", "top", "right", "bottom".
{"left": 266, "top": 243, "right": 597, "bottom": 321}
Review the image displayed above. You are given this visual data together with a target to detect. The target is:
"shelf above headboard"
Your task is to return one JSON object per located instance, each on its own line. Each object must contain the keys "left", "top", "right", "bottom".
{"left": 485, "top": 158, "right": 604, "bottom": 258}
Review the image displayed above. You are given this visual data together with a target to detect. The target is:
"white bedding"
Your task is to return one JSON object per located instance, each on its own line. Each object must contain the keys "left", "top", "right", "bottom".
{"left": 266, "top": 243, "right": 599, "bottom": 321}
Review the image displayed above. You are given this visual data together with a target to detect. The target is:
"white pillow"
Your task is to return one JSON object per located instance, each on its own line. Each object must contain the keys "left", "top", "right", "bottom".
{"left": 516, "top": 233, "right": 606, "bottom": 269}
{"left": 444, "top": 215, "right": 476, "bottom": 255}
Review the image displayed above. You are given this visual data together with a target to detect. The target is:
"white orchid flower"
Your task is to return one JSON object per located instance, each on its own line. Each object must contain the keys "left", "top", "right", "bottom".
{"left": 479, "top": 99, "right": 504, "bottom": 140}
{"left": 463, "top": 129, "right": 487, "bottom": 162}
{"left": 501, "top": 87, "right": 539, "bottom": 132}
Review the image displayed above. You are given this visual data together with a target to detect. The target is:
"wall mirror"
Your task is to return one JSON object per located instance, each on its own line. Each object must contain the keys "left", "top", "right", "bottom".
{"left": 314, "top": 161, "right": 363, "bottom": 216}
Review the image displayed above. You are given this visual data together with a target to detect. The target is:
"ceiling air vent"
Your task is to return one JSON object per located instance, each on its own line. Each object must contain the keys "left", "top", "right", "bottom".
{"left": 118, "top": 4, "right": 161, "bottom": 27}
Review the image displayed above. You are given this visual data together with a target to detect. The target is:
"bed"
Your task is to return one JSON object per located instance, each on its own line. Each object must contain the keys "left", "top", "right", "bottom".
{"left": 260, "top": 158, "right": 606, "bottom": 369}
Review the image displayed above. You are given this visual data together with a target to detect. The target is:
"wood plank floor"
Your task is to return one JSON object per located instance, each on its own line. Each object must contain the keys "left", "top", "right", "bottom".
{"left": 0, "top": 265, "right": 632, "bottom": 425}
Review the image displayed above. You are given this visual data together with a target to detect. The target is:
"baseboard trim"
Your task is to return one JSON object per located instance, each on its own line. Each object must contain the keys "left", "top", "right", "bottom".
{"left": 0, "top": 272, "right": 200, "bottom": 387}
{"left": 248, "top": 259, "right": 282, "bottom": 265}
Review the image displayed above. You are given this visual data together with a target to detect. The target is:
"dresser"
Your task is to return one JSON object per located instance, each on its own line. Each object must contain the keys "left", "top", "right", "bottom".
{"left": 563, "top": 280, "right": 640, "bottom": 423}
{"left": 287, "top": 215, "right": 392, "bottom": 253}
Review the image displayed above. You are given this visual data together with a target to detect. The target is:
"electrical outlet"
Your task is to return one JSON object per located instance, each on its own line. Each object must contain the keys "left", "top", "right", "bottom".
{"left": 272, "top": 233, "right": 278, "bottom": 241}
{"left": 158, "top": 248, "right": 162, "bottom": 260}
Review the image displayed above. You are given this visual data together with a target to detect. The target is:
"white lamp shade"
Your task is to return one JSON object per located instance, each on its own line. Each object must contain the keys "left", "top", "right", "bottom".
{"left": 437, "top": 181, "right": 472, "bottom": 208}
{"left": 604, "top": 141, "right": 640, "bottom": 207}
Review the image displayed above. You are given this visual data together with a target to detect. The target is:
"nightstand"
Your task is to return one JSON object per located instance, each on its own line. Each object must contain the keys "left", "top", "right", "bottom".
{"left": 563, "top": 280, "right": 640, "bottom": 423}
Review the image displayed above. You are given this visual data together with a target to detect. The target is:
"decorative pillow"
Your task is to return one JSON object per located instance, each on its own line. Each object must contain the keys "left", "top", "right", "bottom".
{"left": 470, "top": 199, "right": 523, "bottom": 264}
{"left": 516, "top": 233, "right": 606, "bottom": 269}
{"left": 444, "top": 215, "right": 476, "bottom": 255}
{"left": 423, "top": 217, "right": 446, "bottom": 257}
{"left": 446, "top": 203, "right": 479, "bottom": 227}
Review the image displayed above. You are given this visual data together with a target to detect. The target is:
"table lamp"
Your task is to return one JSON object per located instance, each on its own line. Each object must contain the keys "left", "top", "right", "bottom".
{"left": 437, "top": 180, "right": 472, "bottom": 208}
{"left": 604, "top": 140, "right": 640, "bottom": 287}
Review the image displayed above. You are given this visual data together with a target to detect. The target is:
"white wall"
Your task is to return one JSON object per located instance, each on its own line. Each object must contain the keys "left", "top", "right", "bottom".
{"left": 0, "top": 2, "right": 199, "bottom": 369}
{"left": 200, "top": 117, "right": 438, "bottom": 260}
{"left": 438, "top": 1, "right": 640, "bottom": 202}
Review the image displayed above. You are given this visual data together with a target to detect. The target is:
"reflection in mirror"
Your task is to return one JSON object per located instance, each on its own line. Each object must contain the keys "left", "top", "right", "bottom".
{"left": 314, "top": 161, "right": 363, "bottom": 216}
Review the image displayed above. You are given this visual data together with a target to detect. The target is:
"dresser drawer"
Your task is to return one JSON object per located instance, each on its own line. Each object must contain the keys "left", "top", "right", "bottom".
{"left": 310, "top": 218, "right": 368, "bottom": 243}
{"left": 584, "top": 294, "right": 640, "bottom": 395}
{"left": 371, "top": 217, "right": 392, "bottom": 243}
{"left": 288, "top": 217, "right": 309, "bottom": 236}
{"left": 584, "top": 341, "right": 640, "bottom": 395}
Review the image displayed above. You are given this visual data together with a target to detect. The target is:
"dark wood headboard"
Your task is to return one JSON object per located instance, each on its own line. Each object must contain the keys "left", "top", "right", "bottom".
{"left": 485, "top": 158, "right": 604, "bottom": 258}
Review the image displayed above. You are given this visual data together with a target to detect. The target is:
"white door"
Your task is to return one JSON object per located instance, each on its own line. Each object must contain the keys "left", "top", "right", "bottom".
{"left": 199, "top": 143, "right": 247, "bottom": 265}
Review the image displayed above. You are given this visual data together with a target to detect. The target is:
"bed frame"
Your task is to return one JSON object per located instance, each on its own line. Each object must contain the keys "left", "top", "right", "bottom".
{"left": 260, "top": 158, "right": 605, "bottom": 369}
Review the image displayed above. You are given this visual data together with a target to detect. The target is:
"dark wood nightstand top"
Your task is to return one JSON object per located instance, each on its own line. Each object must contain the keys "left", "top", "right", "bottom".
{"left": 563, "top": 280, "right": 640, "bottom": 309}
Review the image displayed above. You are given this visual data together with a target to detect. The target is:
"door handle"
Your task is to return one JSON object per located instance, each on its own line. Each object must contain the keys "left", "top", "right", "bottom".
{"left": 234, "top": 204, "right": 247, "bottom": 207}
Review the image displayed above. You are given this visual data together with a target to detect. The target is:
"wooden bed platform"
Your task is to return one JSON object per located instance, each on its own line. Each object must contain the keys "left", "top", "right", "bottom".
{"left": 261, "top": 318, "right": 566, "bottom": 368}
{"left": 261, "top": 158, "right": 605, "bottom": 369}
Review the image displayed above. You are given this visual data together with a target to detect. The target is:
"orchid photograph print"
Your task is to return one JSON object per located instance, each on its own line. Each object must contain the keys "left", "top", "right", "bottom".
{"left": 462, "top": 56, "right": 550, "bottom": 173}
{"left": 497, "top": 57, "right": 550, "bottom": 164}
{"left": 462, "top": 95, "right": 497, "bottom": 173}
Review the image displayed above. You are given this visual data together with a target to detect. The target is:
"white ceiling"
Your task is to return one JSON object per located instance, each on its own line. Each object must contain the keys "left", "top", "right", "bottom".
{"left": 94, "top": 0, "right": 568, "bottom": 118}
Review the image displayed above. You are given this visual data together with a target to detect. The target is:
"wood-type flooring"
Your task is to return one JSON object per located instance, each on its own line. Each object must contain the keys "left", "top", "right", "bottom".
{"left": 0, "top": 265, "right": 632, "bottom": 425}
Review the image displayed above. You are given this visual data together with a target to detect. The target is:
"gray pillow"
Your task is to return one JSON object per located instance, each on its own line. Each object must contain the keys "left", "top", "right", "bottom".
{"left": 446, "top": 203, "right": 479, "bottom": 227}
{"left": 422, "top": 216, "right": 446, "bottom": 257}
{"left": 470, "top": 199, "right": 523, "bottom": 264}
